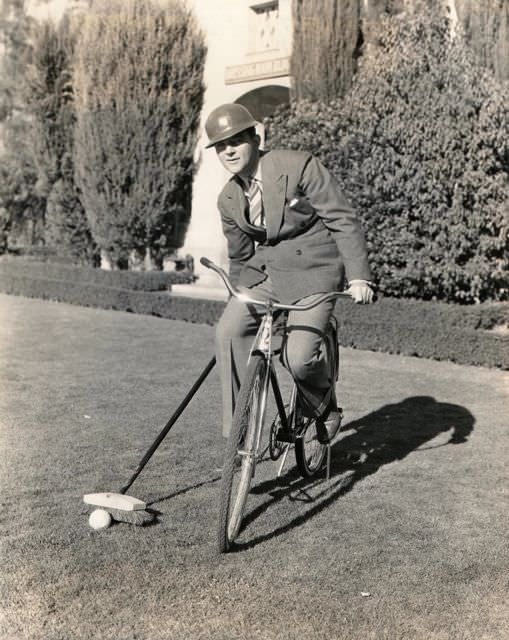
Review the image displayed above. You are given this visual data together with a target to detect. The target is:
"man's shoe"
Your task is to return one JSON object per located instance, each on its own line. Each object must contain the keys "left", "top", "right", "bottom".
{"left": 316, "top": 408, "right": 343, "bottom": 444}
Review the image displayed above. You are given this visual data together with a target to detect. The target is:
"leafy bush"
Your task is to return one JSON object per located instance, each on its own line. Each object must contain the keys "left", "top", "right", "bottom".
{"left": 266, "top": 8, "right": 509, "bottom": 303}
{"left": 73, "top": 0, "right": 206, "bottom": 270}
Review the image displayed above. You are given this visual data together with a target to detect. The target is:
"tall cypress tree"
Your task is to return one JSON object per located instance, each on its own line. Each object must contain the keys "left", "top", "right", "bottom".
{"left": 73, "top": 0, "right": 206, "bottom": 270}
{"left": 0, "top": 0, "right": 45, "bottom": 250}
{"left": 24, "top": 15, "right": 98, "bottom": 264}
{"left": 455, "top": 0, "right": 509, "bottom": 83}
{"left": 291, "top": 0, "right": 363, "bottom": 101}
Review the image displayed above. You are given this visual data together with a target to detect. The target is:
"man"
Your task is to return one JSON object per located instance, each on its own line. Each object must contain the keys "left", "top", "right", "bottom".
{"left": 206, "top": 103, "right": 374, "bottom": 442}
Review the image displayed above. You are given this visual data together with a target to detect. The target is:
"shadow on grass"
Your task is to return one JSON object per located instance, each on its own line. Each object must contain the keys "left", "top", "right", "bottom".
{"left": 231, "top": 395, "right": 475, "bottom": 552}
{"left": 147, "top": 474, "right": 222, "bottom": 509}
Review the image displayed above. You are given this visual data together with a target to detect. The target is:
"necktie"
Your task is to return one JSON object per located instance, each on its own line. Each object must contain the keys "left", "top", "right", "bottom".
{"left": 247, "top": 178, "right": 264, "bottom": 227}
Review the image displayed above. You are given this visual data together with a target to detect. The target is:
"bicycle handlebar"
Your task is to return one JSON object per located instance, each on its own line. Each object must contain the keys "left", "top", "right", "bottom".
{"left": 200, "top": 256, "right": 352, "bottom": 311}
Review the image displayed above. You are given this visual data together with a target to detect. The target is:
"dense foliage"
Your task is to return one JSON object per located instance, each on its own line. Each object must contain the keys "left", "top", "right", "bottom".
{"left": 73, "top": 0, "right": 206, "bottom": 270}
{"left": 291, "top": 0, "right": 362, "bottom": 100}
{"left": 0, "top": 0, "right": 45, "bottom": 249}
{"left": 267, "top": 9, "right": 509, "bottom": 303}
{"left": 0, "top": 0, "right": 33, "bottom": 119}
{"left": 24, "top": 16, "right": 98, "bottom": 265}
{"left": 0, "top": 121, "right": 46, "bottom": 251}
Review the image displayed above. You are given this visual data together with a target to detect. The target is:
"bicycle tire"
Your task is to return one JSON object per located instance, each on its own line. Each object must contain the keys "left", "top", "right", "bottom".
{"left": 217, "top": 353, "right": 267, "bottom": 553}
{"left": 295, "top": 417, "right": 327, "bottom": 477}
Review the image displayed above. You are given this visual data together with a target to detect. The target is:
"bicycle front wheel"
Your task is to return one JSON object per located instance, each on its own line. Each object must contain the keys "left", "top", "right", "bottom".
{"left": 218, "top": 353, "right": 267, "bottom": 553}
{"left": 295, "top": 417, "right": 327, "bottom": 477}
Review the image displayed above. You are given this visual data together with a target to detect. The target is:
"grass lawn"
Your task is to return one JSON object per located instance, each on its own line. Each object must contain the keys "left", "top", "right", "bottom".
{"left": 0, "top": 293, "right": 508, "bottom": 640}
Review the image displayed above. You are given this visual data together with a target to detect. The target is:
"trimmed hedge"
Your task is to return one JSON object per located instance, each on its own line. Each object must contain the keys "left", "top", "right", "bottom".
{"left": 333, "top": 297, "right": 508, "bottom": 370}
{"left": 0, "top": 263, "right": 507, "bottom": 369}
{"left": 0, "top": 258, "right": 193, "bottom": 291}
{"left": 0, "top": 274, "right": 224, "bottom": 324}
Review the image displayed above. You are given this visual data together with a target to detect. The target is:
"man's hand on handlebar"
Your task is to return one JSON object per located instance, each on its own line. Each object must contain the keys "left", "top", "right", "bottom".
{"left": 347, "top": 280, "right": 375, "bottom": 304}
{"left": 201, "top": 257, "right": 373, "bottom": 308}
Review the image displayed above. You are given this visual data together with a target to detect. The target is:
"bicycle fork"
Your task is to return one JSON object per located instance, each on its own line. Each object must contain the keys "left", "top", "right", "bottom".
{"left": 245, "top": 308, "right": 275, "bottom": 477}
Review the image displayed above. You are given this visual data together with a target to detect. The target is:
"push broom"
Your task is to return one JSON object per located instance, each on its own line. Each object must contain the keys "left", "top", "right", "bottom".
{"left": 84, "top": 356, "right": 216, "bottom": 528}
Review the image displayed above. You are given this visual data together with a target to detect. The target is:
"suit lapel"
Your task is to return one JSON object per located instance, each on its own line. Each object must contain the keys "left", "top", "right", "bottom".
{"left": 260, "top": 152, "right": 287, "bottom": 241}
{"left": 222, "top": 179, "right": 251, "bottom": 234}
{"left": 221, "top": 152, "right": 288, "bottom": 240}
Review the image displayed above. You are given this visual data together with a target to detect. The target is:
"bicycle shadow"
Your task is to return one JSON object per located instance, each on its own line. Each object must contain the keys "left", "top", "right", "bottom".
{"left": 232, "top": 395, "right": 475, "bottom": 551}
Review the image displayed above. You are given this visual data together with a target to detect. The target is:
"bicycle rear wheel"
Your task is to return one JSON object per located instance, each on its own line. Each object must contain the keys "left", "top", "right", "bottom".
{"left": 295, "top": 416, "right": 328, "bottom": 477}
{"left": 218, "top": 353, "right": 267, "bottom": 553}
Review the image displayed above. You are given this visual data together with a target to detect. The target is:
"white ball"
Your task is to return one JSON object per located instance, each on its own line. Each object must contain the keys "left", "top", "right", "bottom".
{"left": 88, "top": 508, "right": 112, "bottom": 530}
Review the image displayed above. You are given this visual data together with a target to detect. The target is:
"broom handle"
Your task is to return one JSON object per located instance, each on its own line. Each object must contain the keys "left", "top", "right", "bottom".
{"left": 120, "top": 356, "right": 216, "bottom": 494}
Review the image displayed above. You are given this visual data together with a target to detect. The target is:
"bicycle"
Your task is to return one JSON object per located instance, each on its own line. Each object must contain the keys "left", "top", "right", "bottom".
{"left": 201, "top": 257, "right": 352, "bottom": 553}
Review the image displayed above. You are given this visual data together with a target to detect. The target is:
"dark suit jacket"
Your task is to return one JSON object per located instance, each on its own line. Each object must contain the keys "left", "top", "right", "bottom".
{"left": 217, "top": 149, "right": 372, "bottom": 303}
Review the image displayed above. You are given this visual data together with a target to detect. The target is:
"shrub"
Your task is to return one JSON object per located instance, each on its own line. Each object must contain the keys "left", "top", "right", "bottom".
{"left": 73, "top": 0, "right": 206, "bottom": 270}
{"left": 266, "top": 8, "right": 509, "bottom": 303}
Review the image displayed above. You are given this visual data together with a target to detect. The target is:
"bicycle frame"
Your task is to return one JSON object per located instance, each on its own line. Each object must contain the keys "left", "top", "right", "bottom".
{"left": 204, "top": 257, "right": 359, "bottom": 550}
{"left": 200, "top": 256, "right": 352, "bottom": 473}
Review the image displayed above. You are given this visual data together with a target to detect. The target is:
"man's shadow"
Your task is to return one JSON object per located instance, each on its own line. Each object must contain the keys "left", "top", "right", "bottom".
{"left": 236, "top": 396, "right": 475, "bottom": 550}
{"left": 329, "top": 395, "right": 474, "bottom": 486}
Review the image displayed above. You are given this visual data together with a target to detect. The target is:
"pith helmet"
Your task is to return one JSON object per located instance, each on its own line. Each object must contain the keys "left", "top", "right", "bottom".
{"left": 205, "top": 103, "right": 257, "bottom": 148}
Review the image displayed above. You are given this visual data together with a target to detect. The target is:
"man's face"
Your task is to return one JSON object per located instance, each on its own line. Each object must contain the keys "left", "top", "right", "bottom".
{"left": 214, "top": 130, "right": 260, "bottom": 178}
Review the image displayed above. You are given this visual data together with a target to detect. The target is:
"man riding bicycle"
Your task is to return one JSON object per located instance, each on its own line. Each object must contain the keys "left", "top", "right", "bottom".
{"left": 205, "top": 103, "right": 374, "bottom": 444}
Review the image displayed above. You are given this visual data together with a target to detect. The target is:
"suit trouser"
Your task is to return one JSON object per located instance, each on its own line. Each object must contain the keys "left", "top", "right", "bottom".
{"left": 215, "top": 275, "right": 336, "bottom": 437}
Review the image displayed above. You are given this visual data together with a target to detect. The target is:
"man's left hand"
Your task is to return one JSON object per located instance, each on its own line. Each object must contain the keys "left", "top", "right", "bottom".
{"left": 347, "top": 280, "right": 375, "bottom": 304}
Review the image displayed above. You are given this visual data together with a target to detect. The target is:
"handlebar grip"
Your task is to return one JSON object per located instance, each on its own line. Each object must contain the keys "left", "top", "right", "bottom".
{"left": 200, "top": 257, "right": 213, "bottom": 269}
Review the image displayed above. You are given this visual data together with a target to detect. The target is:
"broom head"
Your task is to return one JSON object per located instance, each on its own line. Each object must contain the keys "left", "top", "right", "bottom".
{"left": 84, "top": 492, "right": 146, "bottom": 511}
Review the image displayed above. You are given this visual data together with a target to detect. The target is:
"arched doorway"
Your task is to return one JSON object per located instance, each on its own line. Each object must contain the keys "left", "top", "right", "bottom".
{"left": 235, "top": 85, "right": 290, "bottom": 122}
{"left": 235, "top": 85, "right": 289, "bottom": 148}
